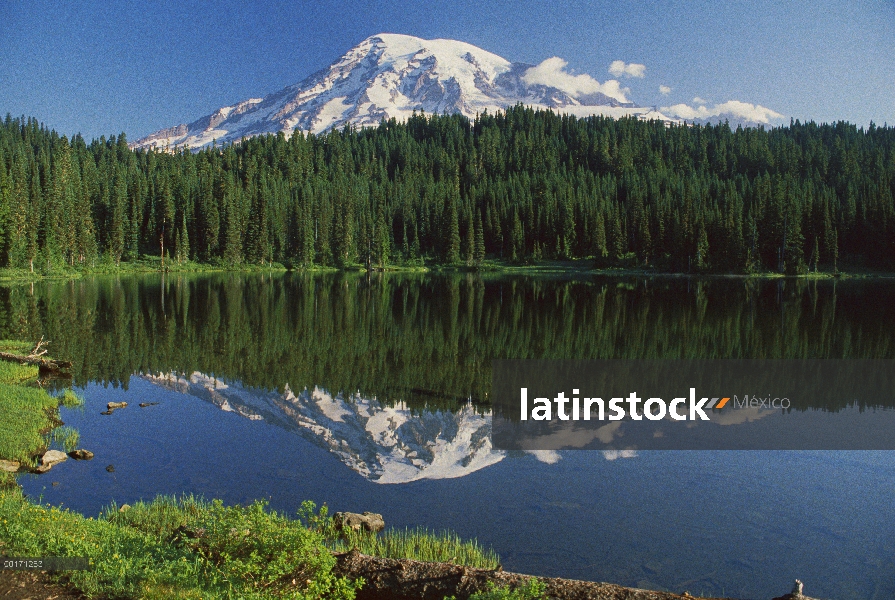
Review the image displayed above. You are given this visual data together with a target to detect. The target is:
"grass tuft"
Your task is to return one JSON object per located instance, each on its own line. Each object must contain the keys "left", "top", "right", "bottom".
{"left": 60, "top": 389, "right": 85, "bottom": 408}
{"left": 301, "top": 503, "right": 499, "bottom": 569}
{"left": 47, "top": 425, "right": 80, "bottom": 453}
{"left": 329, "top": 526, "right": 500, "bottom": 569}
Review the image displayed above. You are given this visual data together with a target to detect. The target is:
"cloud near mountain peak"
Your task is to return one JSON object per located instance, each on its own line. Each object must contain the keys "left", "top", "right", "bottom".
{"left": 661, "top": 100, "right": 784, "bottom": 124}
{"left": 522, "top": 57, "right": 630, "bottom": 103}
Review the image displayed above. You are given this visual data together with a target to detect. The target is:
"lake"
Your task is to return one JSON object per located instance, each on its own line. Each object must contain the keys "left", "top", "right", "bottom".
{"left": 4, "top": 272, "right": 894, "bottom": 599}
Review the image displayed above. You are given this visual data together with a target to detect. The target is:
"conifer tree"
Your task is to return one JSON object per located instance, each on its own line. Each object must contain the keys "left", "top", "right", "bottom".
{"left": 300, "top": 187, "right": 315, "bottom": 266}
{"left": 594, "top": 211, "right": 608, "bottom": 262}
{"left": 444, "top": 194, "right": 460, "bottom": 264}
{"left": 109, "top": 165, "right": 127, "bottom": 265}
{"left": 7, "top": 151, "right": 28, "bottom": 267}
{"left": 373, "top": 200, "right": 390, "bottom": 268}
{"left": 473, "top": 211, "right": 485, "bottom": 265}
{"left": 176, "top": 213, "right": 190, "bottom": 264}
{"left": 511, "top": 209, "right": 524, "bottom": 262}
{"left": 696, "top": 220, "right": 709, "bottom": 271}
{"left": 464, "top": 210, "right": 475, "bottom": 266}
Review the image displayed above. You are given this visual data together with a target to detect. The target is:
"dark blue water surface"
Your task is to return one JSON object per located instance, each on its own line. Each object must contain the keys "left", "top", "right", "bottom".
{"left": 17, "top": 378, "right": 893, "bottom": 600}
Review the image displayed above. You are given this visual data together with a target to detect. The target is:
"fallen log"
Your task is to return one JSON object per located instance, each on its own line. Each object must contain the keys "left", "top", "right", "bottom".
{"left": 332, "top": 549, "right": 737, "bottom": 600}
{"left": 0, "top": 351, "right": 72, "bottom": 374}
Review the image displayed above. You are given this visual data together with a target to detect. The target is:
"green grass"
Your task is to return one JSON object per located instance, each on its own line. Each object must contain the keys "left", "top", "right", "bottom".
{"left": 0, "top": 340, "right": 85, "bottom": 467}
{"left": 300, "top": 502, "right": 499, "bottom": 569}
{"left": 464, "top": 580, "right": 548, "bottom": 600}
{"left": 325, "top": 525, "right": 499, "bottom": 569}
{"left": 0, "top": 487, "right": 502, "bottom": 598}
{"left": 0, "top": 256, "right": 289, "bottom": 282}
{"left": 0, "top": 339, "right": 35, "bottom": 356}
{"left": 0, "top": 492, "right": 362, "bottom": 600}
{"left": 81, "top": 256, "right": 289, "bottom": 275}
{"left": 0, "top": 352, "right": 361, "bottom": 599}
{"left": 60, "top": 389, "right": 86, "bottom": 408}
{"left": 104, "top": 496, "right": 499, "bottom": 566}
{"left": 0, "top": 368, "right": 57, "bottom": 467}
{"left": 48, "top": 425, "right": 80, "bottom": 453}
{"left": 0, "top": 342, "right": 52, "bottom": 486}
{"left": 1, "top": 254, "right": 892, "bottom": 282}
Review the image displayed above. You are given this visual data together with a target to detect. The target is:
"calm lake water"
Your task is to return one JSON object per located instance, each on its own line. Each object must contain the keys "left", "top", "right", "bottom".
{"left": 4, "top": 272, "right": 894, "bottom": 600}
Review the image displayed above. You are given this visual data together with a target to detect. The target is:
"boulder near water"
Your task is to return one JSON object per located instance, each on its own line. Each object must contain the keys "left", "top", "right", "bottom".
{"left": 29, "top": 450, "right": 68, "bottom": 473}
{"left": 41, "top": 450, "right": 68, "bottom": 466}
{"left": 333, "top": 511, "right": 386, "bottom": 533}
{"left": 68, "top": 449, "right": 94, "bottom": 460}
{"left": 102, "top": 401, "right": 128, "bottom": 415}
{"left": 0, "top": 459, "right": 20, "bottom": 472}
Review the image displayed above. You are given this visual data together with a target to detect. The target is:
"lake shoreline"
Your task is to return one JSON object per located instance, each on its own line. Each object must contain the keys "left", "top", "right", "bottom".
{"left": 0, "top": 343, "right": 798, "bottom": 600}
{"left": 2, "top": 256, "right": 894, "bottom": 283}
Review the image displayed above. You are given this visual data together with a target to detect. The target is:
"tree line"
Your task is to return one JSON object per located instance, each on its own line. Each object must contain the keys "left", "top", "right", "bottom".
{"left": 0, "top": 107, "right": 893, "bottom": 273}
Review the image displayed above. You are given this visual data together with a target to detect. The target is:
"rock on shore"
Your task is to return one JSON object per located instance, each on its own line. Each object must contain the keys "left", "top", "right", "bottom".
{"left": 41, "top": 449, "right": 68, "bottom": 466}
{"left": 68, "top": 449, "right": 94, "bottom": 460}
{"left": 333, "top": 511, "right": 386, "bottom": 533}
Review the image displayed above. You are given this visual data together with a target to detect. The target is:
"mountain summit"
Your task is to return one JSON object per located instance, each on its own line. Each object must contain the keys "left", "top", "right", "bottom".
{"left": 133, "top": 33, "right": 672, "bottom": 150}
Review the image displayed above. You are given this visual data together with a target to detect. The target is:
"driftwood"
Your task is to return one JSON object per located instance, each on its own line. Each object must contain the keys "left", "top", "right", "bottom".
{"left": 332, "top": 549, "right": 736, "bottom": 600}
{"left": 0, "top": 338, "right": 72, "bottom": 374}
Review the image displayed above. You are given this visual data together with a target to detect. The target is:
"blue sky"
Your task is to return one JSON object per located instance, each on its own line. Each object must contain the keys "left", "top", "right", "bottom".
{"left": 1, "top": 0, "right": 892, "bottom": 140}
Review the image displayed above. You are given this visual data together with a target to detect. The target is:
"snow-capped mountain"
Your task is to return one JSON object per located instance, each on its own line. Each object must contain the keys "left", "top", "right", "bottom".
{"left": 141, "top": 372, "right": 505, "bottom": 483}
{"left": 132, "top": 33, "right": 675, "bottom": 151}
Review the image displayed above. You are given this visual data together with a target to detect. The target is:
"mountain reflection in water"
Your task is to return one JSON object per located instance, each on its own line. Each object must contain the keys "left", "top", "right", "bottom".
{"left": 143, "top": 372, "right": 504, "bottom": 483}
{"left": 142, "top": 372, "right": 633, "bottom": 483}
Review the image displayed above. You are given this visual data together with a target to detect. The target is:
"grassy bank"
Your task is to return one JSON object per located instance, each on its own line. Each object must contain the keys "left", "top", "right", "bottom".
{"left": 0, "top": 491, "right": 514, "bottom": 599}
{"left": 0, "top": 492, "right": 364, "bottom": 599}
{"left": 0, "top": 256, "right": 291, "bottom": 282}
{"left": 0, "top": 340, "right": 514, "bottom": 599}
{"left": 0, "top": 340, "right": 82, "bottom": 488}
{"left": 3, "top": 255, "right": 892, "bottom": 283}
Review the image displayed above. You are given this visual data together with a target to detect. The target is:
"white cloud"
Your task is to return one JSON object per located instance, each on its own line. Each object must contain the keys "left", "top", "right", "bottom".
{"left": 523, "top": 57, "right": 630, "bottom": 103}
{"left": 692, "top": 96, "right": 708, "bottom": 105}
{"left": 602, "top": 450, "right": 638, "bottom": 461}
{"left": 526, "top": 450, "right": 562, "bottom": 464}
{"left": 608, "top": 60, "right": 646, "bottom": 78}
{"left": 661, "top": 100, "right": 784, "bottom": 124}
{"left": 659, "top": 85, "right": 672, "bottom": 95}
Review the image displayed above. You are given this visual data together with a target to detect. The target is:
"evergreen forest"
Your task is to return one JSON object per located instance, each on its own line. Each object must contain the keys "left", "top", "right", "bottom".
{"left": 1, "top": 107, "right": 894, "bottom": 274}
